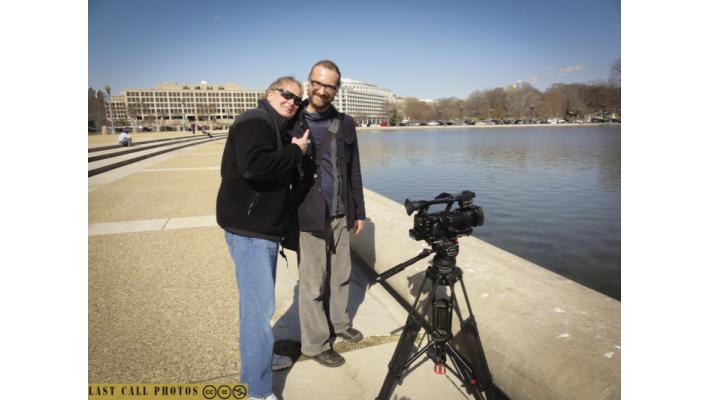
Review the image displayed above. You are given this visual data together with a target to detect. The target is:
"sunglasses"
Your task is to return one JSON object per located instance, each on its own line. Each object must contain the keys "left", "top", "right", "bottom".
{"left": 273, "top": 88, "right": 302, "bottom": 106}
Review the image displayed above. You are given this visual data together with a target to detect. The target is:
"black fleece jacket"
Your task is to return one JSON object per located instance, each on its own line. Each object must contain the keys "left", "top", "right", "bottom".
{"left": 216, "top": 100, "right": 303, "bottom": 241}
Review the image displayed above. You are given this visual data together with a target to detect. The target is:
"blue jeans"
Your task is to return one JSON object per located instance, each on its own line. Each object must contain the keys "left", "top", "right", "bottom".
{"left": 224, "top": 231, "right": 278, "bottom": 398}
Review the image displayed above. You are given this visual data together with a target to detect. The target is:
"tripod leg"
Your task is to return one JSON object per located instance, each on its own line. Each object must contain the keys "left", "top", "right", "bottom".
{"left": 446, "top": 343, "right": 495, "bottom": 400}
{"left": 376, "top": 315, "right": 422, "bottom": 400}
{"left": 449, "top": 281, "right": 496, "bottom": 400}
{"left": 459, "top": 316, "right": 495, "bottom": 399}
{"left": 445, "top": 344, "right": 486, "bottom": 400}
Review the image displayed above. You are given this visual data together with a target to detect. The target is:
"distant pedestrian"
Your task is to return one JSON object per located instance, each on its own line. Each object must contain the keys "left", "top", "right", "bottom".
{"left": 191, "top": 122, "right": 196, "bottom": 134}
{"left": 117, "top": 131, "right": 132, "bottom": 147}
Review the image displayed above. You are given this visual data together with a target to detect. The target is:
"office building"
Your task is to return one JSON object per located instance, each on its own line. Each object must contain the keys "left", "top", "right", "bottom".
{"left": 106, "top": 95, "right": 127, "bottom": 120}
{"left": 331, "top": 79, "right": 394, "bottom": 125}
{"left": 105, "top": 82, "right": 263, "bottom": 126}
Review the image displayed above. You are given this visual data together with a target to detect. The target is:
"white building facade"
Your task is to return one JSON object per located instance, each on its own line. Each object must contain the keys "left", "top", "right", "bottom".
{"left": 331, "top": 79, "right": 394, "bottom": 125}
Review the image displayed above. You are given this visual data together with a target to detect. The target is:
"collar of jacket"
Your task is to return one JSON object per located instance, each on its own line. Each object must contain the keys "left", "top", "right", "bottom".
{"left": 257, "top": 99, "right": 290, "bottom": 131}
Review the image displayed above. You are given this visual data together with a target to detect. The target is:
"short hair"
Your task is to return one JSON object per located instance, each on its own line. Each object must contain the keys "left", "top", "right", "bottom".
{"left": 309, "top": 60, "right": 341, "bottom": 87}
{"left": 262, "top": 76, "right": 302, "bottom": 100}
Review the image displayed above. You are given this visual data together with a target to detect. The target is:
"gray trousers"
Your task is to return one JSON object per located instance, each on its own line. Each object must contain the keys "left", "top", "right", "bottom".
{"left": 298, "top": 216, "right": 352, "bottom": 356}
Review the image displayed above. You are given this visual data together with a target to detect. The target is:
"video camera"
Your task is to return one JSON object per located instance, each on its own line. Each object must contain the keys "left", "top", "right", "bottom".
{"left": 404, "top": 191, "right": 484, "bottom": 242}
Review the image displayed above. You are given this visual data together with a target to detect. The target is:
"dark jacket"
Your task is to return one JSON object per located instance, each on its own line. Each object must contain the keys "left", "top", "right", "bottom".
{"left": 216, "top": 100, "right": 303, "bottom": 241}
{"left": 287, "top": 102, "right": 366, "bottom": 232}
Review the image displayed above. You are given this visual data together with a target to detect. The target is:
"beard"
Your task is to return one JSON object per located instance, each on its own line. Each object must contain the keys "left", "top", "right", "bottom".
{"left": 308, "top": 91, "right": 333, "bottom": 111}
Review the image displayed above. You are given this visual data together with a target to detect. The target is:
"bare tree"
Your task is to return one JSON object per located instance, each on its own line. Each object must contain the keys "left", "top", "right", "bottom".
{"left": 609, "top": 58, "right": 621, "bottom": 87}
{"left": 505, "top": 82, "right": 542, "bottom": 119}
{"left": 433, "top": 97, "right": 465, "bottom": 120}
{"left": 404, "top": 97, "right": 433, "bottom": 122}
{"left": 88, "top": 87, "right": 107, "bottom": 130}
{"left": 484, "top": 88, "right": 507, "bottom": 119}
{"left": 466, "top": 90, "right": 489, "bottom": 120}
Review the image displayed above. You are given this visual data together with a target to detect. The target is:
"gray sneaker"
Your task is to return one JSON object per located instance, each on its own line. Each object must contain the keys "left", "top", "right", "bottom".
{"left": 272, "top": 353, "right": 293, "bottom": 371}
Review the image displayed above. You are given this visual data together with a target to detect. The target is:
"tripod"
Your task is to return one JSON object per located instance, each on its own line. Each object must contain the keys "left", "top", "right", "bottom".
{"left": 375, "top": 238, "right": 496, "bottom": 400}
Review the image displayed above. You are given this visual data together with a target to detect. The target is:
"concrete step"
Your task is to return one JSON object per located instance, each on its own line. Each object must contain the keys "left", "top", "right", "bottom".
{"left": 88, "top": 134, "right": 215, "bottom": 154}
{"left": 88, "top": 135, "right": 226, "bottom": 176}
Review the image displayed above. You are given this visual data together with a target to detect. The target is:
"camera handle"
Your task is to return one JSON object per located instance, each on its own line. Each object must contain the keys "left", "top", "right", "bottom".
{"left": 375, "top": 248, "right": 433, "bottom": 284}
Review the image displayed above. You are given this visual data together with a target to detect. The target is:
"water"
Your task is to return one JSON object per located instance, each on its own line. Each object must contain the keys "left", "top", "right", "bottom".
{"left": 357, "top": 126, "right": 621, "bottom": 300}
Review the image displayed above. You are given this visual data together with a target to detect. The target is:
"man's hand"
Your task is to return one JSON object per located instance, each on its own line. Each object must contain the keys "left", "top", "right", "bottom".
{"left": 353, "top": 219, "right": 365, "bottom": 235}
{"left": 292, "top": 129, "right": 310, "bottom": 154}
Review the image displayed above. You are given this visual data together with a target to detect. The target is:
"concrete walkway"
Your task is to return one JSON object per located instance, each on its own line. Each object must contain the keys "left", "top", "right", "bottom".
{"left": 88, "top": 139, "right": 470, "bottom": 399}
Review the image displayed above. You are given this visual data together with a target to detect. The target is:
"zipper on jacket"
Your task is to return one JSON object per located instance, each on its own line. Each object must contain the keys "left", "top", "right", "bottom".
{"left": 247, "top": 193, "right": 261, "bottom": 215}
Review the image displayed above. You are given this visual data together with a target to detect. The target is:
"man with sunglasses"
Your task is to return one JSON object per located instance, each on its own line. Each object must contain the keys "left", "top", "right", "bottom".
{"left": 217, "top": 76, "right": 309, "bottom": 400}
{"left": 288, "top": 60, "right": 366, "bottom": 368}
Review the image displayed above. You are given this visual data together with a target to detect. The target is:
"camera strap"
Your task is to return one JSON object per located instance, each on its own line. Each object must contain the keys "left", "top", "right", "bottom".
{"left": 313, "top": 117, "right": 340, "bottom": 169}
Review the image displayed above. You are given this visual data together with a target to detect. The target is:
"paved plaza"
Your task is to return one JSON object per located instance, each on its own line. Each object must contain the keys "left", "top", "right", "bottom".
{"left": 88, "top": 138, "right": 470, "bottom": 399}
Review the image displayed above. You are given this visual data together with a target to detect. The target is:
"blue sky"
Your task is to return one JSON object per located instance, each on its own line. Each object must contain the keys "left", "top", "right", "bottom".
{"left": 88, "top": 0, "right": 620, "bottom": 99}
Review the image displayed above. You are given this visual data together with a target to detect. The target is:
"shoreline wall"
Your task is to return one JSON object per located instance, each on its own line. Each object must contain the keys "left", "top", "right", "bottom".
{"left": 357, "top": 122, "right": 619, "bottom": 132}
{"left": 351, "top": 188, "right": 620, "bottom": 399}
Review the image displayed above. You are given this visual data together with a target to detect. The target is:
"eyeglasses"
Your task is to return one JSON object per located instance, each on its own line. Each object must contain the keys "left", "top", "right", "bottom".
{"left": 310, "top": 79, "right": 339, "bottom": 94}
{"left": 272, "top": 88, "right": 302, "bottom": 106}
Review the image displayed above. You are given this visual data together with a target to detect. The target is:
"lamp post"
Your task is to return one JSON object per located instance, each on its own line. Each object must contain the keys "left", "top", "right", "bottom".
{"left": 529, "top": 105, "right": 534, "bottom": 123}
{"left": 181, "top": 101, "right": 186, "bottom": 131}
{"left": 105, "top": 85, "right": 114, "bottom": 134}
{"left": 459, "top": 106, "right": 463, "bottom": 123}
